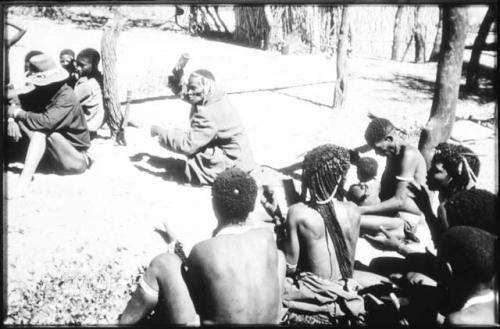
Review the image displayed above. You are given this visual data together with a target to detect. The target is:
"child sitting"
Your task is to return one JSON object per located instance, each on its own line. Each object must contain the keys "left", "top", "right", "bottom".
{"left": 347, "top": 156, "right": 381, "bottom": 206}
{"left": 74, "top": 48, "right": 105, "bottom": 138}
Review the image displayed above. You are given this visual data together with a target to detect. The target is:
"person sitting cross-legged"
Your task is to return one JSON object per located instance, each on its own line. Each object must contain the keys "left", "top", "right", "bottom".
{"left": 6, "top": 54, "right": 92, "bottom": 199}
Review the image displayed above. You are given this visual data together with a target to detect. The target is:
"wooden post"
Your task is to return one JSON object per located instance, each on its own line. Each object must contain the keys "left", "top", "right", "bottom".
{"left": 465, "top": 4, "right": 496, "bottom": 91}
{"left": 101, "top": 9, "right": 125, "bottom": 140}
{"left": 414, "top": 6, "right": 426, "bottom": 63}
{"left": 332, "top": 6, "right": 350, "bottom": 109}
{"left": 418, "top": 6, "right": 468, "bottom": 167}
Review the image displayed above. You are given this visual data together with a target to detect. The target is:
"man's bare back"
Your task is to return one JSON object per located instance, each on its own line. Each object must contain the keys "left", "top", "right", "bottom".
{"left": 186, "top": 227, "right": 283, "bottom": 324}
{"left": 285, "top": 200, "right": 360, "bottom": 280}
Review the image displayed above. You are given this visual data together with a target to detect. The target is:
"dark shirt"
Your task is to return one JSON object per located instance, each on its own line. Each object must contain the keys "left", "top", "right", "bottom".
{"left": 17, "top": 83, "right": 91, "bottom": 151}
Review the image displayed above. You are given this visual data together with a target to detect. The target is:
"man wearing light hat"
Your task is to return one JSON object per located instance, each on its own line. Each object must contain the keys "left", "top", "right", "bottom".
{"left": 7, "top": 54, "right": 92, "bottom": 199}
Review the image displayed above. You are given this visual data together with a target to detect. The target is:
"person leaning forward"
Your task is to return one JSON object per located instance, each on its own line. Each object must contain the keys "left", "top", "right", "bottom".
{"left": 150, "top": 69, "right": 257, "bottom": 185}
{"left": 7, "top": 54, "right": 92, "bottom": 199}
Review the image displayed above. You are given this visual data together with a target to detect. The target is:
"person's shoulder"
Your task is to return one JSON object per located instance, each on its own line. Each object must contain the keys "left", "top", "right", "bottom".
{"left": 149, "top": 252, "right": 183, "bottom": 273}
{"left": 402, "top": 144, "right": 424, "bottom": 160}
{"left": 339, "top": 200, "right": 361, "bottom": 219}
{"left": 288, "top": 202, "right": 320, "bottom": 220}
{"left": 54, "top": 84, "right": 78, "bottom": 105}
{"left": 446, "top": 301, "right": 496, "bottom": 326}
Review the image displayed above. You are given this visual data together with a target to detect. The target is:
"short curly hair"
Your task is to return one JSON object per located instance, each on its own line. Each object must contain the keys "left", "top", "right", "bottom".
{"left": 432, "top": 143, "right": 480, "bottom": 191}
{"left": 444, "top": 189, "right": 497, "bottom": 235}
{"left": 77, "top": 48, "right": 101, "bottom": 67}
{"left": 438, "top": 226, "right": 496, "bottom": 283}
{"left": 364, "top": 118, "right": 395, "bottom": 145}
{"left": 59, "top": 48, "right": 75, "bottom": 58}
{"left": 212, "top": 168, "right": 257, "bottom": 224}
{"left": 357, "top": 157, "right": 378, "bottom": 182}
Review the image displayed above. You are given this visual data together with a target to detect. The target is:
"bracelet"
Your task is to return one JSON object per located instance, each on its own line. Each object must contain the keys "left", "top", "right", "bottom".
{"left": 8, "top": 117, "right": 14, "bottom": 123}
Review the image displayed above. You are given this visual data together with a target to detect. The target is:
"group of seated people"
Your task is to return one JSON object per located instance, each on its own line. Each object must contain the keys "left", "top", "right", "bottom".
{"left": 118, "top": 117, "right": 498, "bottom": 326}
{"left": 5, "top": 44, "right": 497, "bottom": 325}
{"left": 6, "top": 47, "right": 105, "bottom": 198}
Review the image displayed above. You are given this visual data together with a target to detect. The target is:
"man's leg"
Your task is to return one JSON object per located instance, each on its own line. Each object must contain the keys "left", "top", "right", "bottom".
{"left": 8, "top": 130, "right": 47, "bottom": 199}
{"left": 45, "top": 132, "right": 88, "bottom": 174}
{"left": 360, "top": 215, "right": 405, "bottom": 238}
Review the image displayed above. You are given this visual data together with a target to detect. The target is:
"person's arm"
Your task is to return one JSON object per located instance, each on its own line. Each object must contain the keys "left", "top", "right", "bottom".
{"left": 152, "top": 109, "right": 217, "bottom": 156}
{"left": 359, "top": 148, "right": 418, "bottom": 215}
{"left": 363, "top": 226, "right": 417, "bottom": 256}
{"left": 74, "top": 80, "right": 94, "bottom": 110}
{"left": 10, "top": 98, "right": 72, "bottom": 131}
{"left": 280, "top": 205, "right": 310, "bottom": 276}
{"left": 119, "top": 259, "right": 160, "bottom": 324}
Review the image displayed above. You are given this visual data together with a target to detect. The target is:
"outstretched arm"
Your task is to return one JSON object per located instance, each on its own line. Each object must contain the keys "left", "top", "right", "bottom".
{"left": 6, "top": 19, "right": 27, "bottom": 47}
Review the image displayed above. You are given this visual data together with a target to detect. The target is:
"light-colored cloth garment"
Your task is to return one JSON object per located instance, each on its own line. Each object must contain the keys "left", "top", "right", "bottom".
{"left": 157, "top": 87, "right": 257, "bottom": 185}
{"left": 281, "top": 272, "right": 365, "bottom": 324}
{"left": 74, "top": 76, "right": 104, "bottom": 132}
{"left": 461, "top": 291, "right": 495, "bottom": 310}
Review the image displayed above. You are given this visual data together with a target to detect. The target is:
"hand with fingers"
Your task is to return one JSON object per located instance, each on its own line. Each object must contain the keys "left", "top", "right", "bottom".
{"left": 407, "top": 182, "right": 433, "bottom": 218}
{"left": 363, "top": 226, "right": 404, "bottom": 252}
{"left": 154, "top": 222, "right": 179, "bottom": 245}
{"left": 7, "top": 120, "right": 22, "bottom": 142}
{"left": 260, "top": 186, "right": 283, "bottom": 225}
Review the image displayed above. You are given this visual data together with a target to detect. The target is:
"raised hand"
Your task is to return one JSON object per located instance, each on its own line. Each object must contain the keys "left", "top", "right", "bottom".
{"left": 154, "top": 222, "right": 178, "bottom": 245}
{"left": 260, "top": 186, "right": 283, "bottom": 225}
{"left": 407, "top": 182, "right": 433, "bottom": 217}
{"left": 363, "top": 226, "right": 403, "bottom": 252}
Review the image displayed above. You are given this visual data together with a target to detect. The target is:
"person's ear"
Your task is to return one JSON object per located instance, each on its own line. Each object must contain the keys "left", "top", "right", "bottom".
{"left": 385, "top": 135, "right": 393, "bottom": 143}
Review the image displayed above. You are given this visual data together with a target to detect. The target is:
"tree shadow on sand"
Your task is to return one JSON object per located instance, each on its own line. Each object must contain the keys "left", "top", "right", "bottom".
{"left": 129, "top": 152, "right": 190, "bottom": 185}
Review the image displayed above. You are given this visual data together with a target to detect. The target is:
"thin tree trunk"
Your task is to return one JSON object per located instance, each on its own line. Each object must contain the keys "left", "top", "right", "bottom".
{"left": 401, "top": 34, "right": 414, "bottom": 62}
{"left": 391, "top": 6, "right": 404, "bottom": 61}
{"left": 414, "top": 6, "right": 426, "bottom": 63}
{"left": 101, "top": 9, "right": 125, "bottom": 139}
{"left": 418, "top": 6, "right": 468, "bottom": 167}
{"left": 429, "top": 8, "right": 443, "bottom": 62}
{"left": 333, "top": 6, "right": 350, "bottom": 109}
{"left": 214, "top": 6, "right": 229, "bottom": 34}
{"left": 204, "top": 6, "right": 221, "bottom": 32}
{"left": 465, "top": 4, "right": 496, "bottom": 91}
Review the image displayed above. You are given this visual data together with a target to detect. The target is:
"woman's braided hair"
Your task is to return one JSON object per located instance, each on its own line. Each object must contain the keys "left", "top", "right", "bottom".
{"left": 301, "top": 144, "right": 353, "bottom": 278}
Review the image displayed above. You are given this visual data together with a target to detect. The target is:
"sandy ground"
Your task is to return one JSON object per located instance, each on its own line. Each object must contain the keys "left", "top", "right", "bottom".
{"left": 3, "top": 16, "right": 497, "bottom": 324}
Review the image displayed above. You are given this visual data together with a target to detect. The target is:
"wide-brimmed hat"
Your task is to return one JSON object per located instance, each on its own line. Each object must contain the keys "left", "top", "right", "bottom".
{"left": 26, "top": 54, "right": 69, "bottom": 86}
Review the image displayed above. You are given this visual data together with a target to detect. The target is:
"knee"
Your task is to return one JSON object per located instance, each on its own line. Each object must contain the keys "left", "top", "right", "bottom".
{"left": 150, "top": 253, "right": 183, "bottom": 273}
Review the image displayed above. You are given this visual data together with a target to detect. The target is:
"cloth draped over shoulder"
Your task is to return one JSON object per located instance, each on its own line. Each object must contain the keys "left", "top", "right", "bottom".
{"left": 157, "top": 86, "right": 257, "bottom": 185}
{"left": 281, "top": 272, "right": 366, "bottom": 325}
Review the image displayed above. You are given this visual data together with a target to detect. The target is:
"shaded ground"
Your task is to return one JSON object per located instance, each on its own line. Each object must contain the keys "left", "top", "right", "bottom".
{"left": 3, "top": 16, "right": 497, "bottom": 325}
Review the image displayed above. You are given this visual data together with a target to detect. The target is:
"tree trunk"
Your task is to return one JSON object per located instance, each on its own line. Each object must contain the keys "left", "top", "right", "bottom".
{"left": 414, "top": 6, "right": 426, "bottom": 63}
{"left": 391, "top": 6, "right": 404, "bottom": 61}
{"left": 465, "top": 4, "right": 496, "bottom": 91}
{"left": 332, "top": 6, "right": 350, "bottom": 109}
{"left": 418, "top": 6, "right": 468, "bottom": 167}
{"left": 204, "top": 6, "right": 221, "bottom": 32}
{"left": 214, "top": 6, "right": 229, "bottom": 34}
{"left": 101, "top": 9, "right": 125, "bottom": 139}
{"left": 429, "top": 8, "right": 443, "bottom": 62}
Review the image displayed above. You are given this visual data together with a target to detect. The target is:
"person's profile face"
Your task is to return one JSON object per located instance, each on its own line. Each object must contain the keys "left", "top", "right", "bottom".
{"left": 427, "top": 161, "right": 452, "bottom": 191}
{"left": 76, "top": 56, "right": 93, "bottom": 77}
{"left": 60, "top": 54, "right": 74, "bottom": 71}
{"left": 185, "top": 75, "right": 204, "bottom": 105}
{"left": 371, "top": 137, "right": 392, "bottom": 157}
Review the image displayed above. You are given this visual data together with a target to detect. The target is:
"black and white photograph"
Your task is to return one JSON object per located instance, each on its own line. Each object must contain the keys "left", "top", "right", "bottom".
{"left": 2, "top": 2, "right": 498, "bottom": 326}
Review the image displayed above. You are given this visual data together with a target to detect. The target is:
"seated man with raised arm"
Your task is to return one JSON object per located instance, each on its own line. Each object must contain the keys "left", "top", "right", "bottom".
{"left": 150, "top": 69, "right": 257, "bottom": 185}
{"left": 358, "top": 117, "right": 427, "bottom": 240}
{"left": 275, "top": 144, "right": 366, "bottom": 325}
